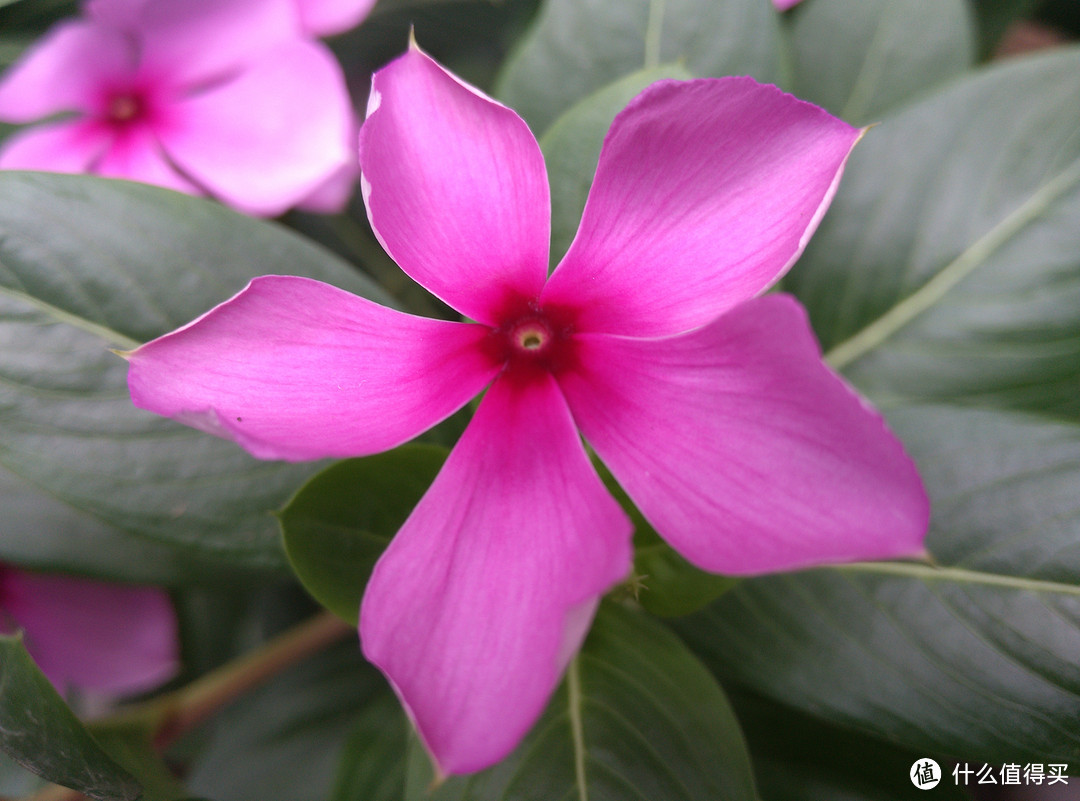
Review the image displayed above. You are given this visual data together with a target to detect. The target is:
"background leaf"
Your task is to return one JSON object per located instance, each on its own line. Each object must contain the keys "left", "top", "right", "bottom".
{"left": 0, "top": 634, "right": 141, "bottom": 801}
{"left": 786, "top": 47, "right": 1080, "bottom": 422}
{"left": 733, "top": 693, "right": 967, "bottom": 801}
{"left": 91, "top": 723, "right": 188, "bottom": 801}
{"left": 329, "top": 694, "right": 409, "bottom": 801}
{"left": 280, "top": 444, "right": 448, "bottom": 625}
{"left": 540, "top": 63, "right": 692, "bottom": 265}
{"left": 787, "top": 0, "right": 976, "bottom": 125}
{"left": 0, "top": 172, "right": 389, "bottom": 584}
{"left": 496, "top": 0, "right": 782, "bottom": 135}
{"left": 413, "top": 602, "right": 757, "bottom": 801}
{"left": 676, "top": 404, "right": 1080, "bottom": 764}
{"left": 185, "top": 643, "right": 392, "bottom": 801}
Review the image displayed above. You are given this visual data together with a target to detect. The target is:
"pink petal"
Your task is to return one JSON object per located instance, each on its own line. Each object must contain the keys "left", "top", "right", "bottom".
{"left": 0, "top": 119, "right": 111, "bottom": 173}
{"left": 359, "top": 47, "right": 549, "bottom": 325}
{"left": 360, "top": 373, "right": 632, "bottom": 775}
{"left": 159, "top": 39, "right": 352, "bottom": 217}
{"left": 558, "top": 294, "right": 929, "bottom": 575}
{"left": 774, "top": 0, "right": 804, "bottom": 9}
{"left": 542, "top": 78, "right": 862, "bottom": 338}
{"left": 1, "top": 566, "right": 177, "bottom": 695}
{"left": 126, "top": 276, "right": 499, "bottom": 462}
{"left": 119, "top": 0, "right": 299, "bottom": 87}
{"left": 295, "top": 158, "right": 359, "bottom": 214}
{"left": 83, "top": 0, "right": 147, "bottom": 27}
{"left": 94, "top": 125, "right": 201, "bottom": 195}
{"left": 293, "top": 0, "right": 376, "bottom": 35}
{"left": 0, "top": 20, "right": 134, "bottom": 123}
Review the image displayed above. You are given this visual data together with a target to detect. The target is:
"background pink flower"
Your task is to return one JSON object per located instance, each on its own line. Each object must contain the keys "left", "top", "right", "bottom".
{"left": 292, "top": 0, "right": 378, "bottom": 36}
{"left": 125, "top": 48, "right": 928, "bottom": 774}
{"left": 0, "top": 564, "right": 178, "bottom": 695}
{"left": 0, "top": 0, "right": 360, "bottom": 216}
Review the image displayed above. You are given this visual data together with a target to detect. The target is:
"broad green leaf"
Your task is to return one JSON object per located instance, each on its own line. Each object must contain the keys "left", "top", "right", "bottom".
{"left": 786, "top": 48, "right": 1080, "bottom": 421}
{"left": 0, "top": 634, "right": 141, "bottom": 801}
{"left": 411, "top": 602, "right": 757, "bottom": 801}
{"left": 788, "top": 0, "right": 976, "bottom": 125}
{"left": 329, "top": 694, "right": 409, "bottom": 801}
{"left": 496, "top": 0, "right": 782, "bottom": 134}
{"left": 280, "top": 445, "right": 449, "bottom": 625}
{"left": 0, "top": 172, "right": 389, "bottom": 584}
{"left": 540, "top": 63, "right": 692, "bottom": 266}
{"left": 676, "top": 404, "right": 1080, "bottom": 763}
{"left": 732, "top": 693, "right": 967, "bottom": 801}
{"left": 185, "top": 643, "right": 391, "bottom": 801}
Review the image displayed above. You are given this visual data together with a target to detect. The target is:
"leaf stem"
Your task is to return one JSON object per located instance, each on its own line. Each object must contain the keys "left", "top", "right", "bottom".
{"left": 148, "top": 610, "right": 352, "bottom": 748}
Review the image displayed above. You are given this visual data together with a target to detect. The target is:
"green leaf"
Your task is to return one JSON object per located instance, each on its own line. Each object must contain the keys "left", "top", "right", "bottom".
{"left": 632, "top": 532, "right": 738, "bottom": 617}
{"left": 411, "top": 602, "right": 757, "bottom": 801}
{"left": 788, "top": 0, "right": 976, "bottom": 125}
{"left": 280, "top": 444, "right": 448, "bottom": 625}
{"left": 732, "top": 693, "right": 967, "bottom": 801}
{"left": 185, "top": 643, "right": 392, "bottom": 801}
{"left": 0, "top": 634, "right": 142, "bottom": 801}
{"left": 329, "top": 694, "right": 409, "bottom": 801}
{"left": 0, "top": 172, "right": 389, "bottom": 584}
{"left": 595, "top": 458, "right": 737, "bottom": 617}
{"left": 496, "top": 0, "right": 782, "bottom": 135}
{"left": 540, "top": 63, "right": 692, "bottom": 266}
{"left": 676, "top": 404, "right": 1080, "bottom": 763}
{"left": 785, "top": 47, "right": 1080, "bottom": 421}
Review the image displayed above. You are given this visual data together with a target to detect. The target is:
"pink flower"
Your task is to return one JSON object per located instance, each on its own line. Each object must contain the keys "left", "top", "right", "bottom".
{"left": 0, "top": 0, "right": 358, "bottom": 216}
{"left": 0, "top": 564, "right": 178, "bottom": 695}
{"left": 88, "top": 0, "right": 378, "bottom": 37}
{"left": 124, "top": 47, "right": 928, "bottom": 774}
{"left": 291, "top": 0, "right": 378, "bottom": 36}
{"left": 774, "top": 0, "right": 804, "bottom": 9}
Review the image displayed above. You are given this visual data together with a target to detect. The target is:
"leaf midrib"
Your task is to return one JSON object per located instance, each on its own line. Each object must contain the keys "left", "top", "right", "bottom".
{"left": 567, "top": 656, "right": 588, "bottom": 801}
{"left": 824, "top": 154, "right": 1080, "bottom": 370}
{"left": 0, "top": 284, "right": 139, "bottom": 350}
{"left": 837, "top": 561, "right": 1080, "bottom": 596}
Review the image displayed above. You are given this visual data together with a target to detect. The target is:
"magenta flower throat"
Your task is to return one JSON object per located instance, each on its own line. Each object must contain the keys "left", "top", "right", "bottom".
{"left": 125, "top": 46, "right": 929, "bottom": 775}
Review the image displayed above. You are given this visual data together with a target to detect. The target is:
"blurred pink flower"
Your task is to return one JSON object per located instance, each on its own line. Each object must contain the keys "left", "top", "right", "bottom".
{"left": 88, "top": 0, "right": 378, "bottom": 37}
{"left": 774, "top": 0, "right": 804, "bottom": 9}
{"left": 0, "top": 0, "right": 358, "bottom": 215}
{"left": 124, "top": 47, "right": 928, "bottom": 773}
{"left": 0, "top": 564, "right": 178, "bottom": 695}
{"left": 292, "top": 0, "right": 378, "bottom": 36}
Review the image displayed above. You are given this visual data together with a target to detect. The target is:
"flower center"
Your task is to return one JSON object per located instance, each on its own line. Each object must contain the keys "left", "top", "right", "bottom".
{"left": 511, "top": 319, "right": 552, "bottom": 354}
{"left": 106, "top": 92, "right": 146, "bottom": 125}
{"left": 489, "top": 302, "right": 579, "bottom": 382}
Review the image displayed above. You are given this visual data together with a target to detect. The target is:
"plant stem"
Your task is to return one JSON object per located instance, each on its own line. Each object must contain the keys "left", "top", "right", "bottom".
{"left": 22, "top": 612, "right": 352, "bottom": 801}
{"left": 150, "top": 609, "right": 353, "bottom": 748}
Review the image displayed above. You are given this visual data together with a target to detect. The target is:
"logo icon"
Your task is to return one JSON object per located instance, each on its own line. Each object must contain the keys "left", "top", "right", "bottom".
{"left": 911, "top": 758, "right": 941, "bottom": 789}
